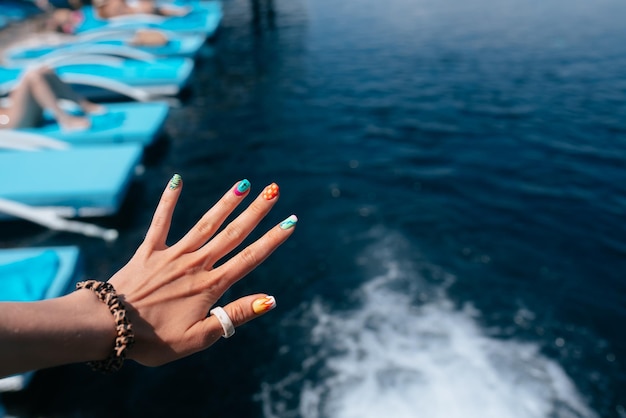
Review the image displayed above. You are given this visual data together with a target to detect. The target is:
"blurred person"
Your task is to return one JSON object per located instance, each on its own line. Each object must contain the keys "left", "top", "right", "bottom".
{"left": 93, "top": 0, "right": 191, "bottom": 19}
{"left": 36, "top": 0, "right": 84, "bottom": 11}
{"left": 0, "top": 65, "right": 103, "bottom": 131}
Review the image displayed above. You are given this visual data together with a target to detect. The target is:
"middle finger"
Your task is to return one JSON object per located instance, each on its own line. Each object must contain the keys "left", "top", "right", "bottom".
{"left": 197, "top": 182, "right": 280, "bottom": 268}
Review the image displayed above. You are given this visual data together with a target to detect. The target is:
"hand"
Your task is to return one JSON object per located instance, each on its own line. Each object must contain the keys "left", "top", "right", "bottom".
{"left": 108, "top": 176, "right": 296, "bottom": 367}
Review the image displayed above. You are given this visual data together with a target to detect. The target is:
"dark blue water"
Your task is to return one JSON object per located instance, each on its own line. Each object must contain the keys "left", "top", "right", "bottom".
{"left": 2, "top": 0, "right": 626, "bottom": 416}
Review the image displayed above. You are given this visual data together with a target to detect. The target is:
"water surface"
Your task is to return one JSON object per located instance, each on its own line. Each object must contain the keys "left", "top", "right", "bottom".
{"left": 2, "top": 0, "right": 626, "bottom": 416}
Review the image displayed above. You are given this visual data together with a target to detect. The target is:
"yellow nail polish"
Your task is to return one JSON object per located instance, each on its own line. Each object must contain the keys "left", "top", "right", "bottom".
{"left": 252, "top": 296, "right": 276, "bottom": 314}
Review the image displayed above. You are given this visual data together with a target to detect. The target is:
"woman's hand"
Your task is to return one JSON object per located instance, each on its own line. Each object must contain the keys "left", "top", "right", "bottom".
{"left": 0, "top": 175, "right": 295, "bottom": 378}
{"left": 108, "top": 175, "right": 296, "bottom": 367}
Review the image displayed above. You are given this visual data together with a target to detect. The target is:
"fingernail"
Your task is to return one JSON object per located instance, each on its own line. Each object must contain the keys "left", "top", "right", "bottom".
{"left": 263, "top": 183, "right": 279, "bottom": 200}
{"left": 234, "top": 179, "right": 251, "bottom": 196}
{"left": 279, "top": 214, "right": 298, "bottom": 230}
{"left": 169, "top": 173, "right": 182, "bottom": 190}
{"left": 252, "top": 295, "right": 276, "bottom": 314}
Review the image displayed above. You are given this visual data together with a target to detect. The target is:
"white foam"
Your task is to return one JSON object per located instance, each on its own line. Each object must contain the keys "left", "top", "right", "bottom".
{"left": 259, "top": 230, "right": 597, "bottom": 418}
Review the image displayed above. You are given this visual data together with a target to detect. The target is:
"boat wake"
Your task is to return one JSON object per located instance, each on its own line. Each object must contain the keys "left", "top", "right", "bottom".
{"left": 257, "top": 228, "right": 597, "bottom": 418}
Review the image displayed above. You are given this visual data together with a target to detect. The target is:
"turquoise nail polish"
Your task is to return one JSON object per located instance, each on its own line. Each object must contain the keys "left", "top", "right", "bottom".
{"left": 169, "top": 174, "right": 182, "bottom": 190}
{"left": 280, "top": 215, "right": 298, "bottom": 230}
{"left": 234, "top": 179, "right": 251, "bottom": 196}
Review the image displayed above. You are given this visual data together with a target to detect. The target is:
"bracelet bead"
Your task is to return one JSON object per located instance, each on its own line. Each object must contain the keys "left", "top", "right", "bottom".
{"left": 75, "top": 280, "right": 135, "bottom": 373}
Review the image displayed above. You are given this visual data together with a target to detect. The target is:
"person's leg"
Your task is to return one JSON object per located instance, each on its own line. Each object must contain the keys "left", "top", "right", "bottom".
{"left": 95, "top": 0, "right": 130, "bottom": 19}
{"left": 8, "top": 67, "right": 90, "bottom": 130}
{"left": 130, "top": 29, "right": 169, "bottom": 47}
{"left": 5, "top": 71, "right": 47, "bottom": 129}
{"left": 40, "top": 67, "right": 104, "bottom": 114}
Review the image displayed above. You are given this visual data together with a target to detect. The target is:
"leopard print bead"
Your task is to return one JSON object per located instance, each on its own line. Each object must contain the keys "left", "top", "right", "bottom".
{"left": 76, "top": 280, "right": 135, "bottom": 373}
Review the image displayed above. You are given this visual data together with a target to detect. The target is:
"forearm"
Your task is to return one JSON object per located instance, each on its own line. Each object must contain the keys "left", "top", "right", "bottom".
{"left": 0, "top": 289, "right": 117, "bottom": 378}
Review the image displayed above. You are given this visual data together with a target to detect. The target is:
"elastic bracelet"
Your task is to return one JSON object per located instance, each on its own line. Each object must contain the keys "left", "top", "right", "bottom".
{"left": 75, "top": 280, "right": 135, "bottom": 373}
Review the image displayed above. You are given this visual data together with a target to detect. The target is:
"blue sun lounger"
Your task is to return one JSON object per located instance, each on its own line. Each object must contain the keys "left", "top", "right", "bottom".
{"left": 3, "top": 31, "right": 207, "bottom": 66}
{"left": 0, "top": 246, "right": 83, "bottom": 393}
{"left": 0, "top": 55, "right": 194, "bottom": 101}
{"left": 11, "top": 101, "right": 170, "bottom": 147}
{"left": 0, "top": 143, "right": 142, "bottom": 219}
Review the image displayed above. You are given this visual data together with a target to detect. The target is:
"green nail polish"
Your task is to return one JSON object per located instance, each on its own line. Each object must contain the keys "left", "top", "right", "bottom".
{"left": 279, "top": 214, "right": 298, "bottom": 230}
{"left": 169, "top": 174, "right": 182, "bottom": 190}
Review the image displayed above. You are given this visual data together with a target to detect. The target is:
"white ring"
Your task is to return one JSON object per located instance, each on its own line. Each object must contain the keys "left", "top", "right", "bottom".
{"left": 210, "top": 306, "right": 235, "bottom": 338}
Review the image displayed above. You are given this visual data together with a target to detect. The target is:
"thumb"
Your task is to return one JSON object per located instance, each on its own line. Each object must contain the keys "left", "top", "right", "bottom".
{"left": 191, "top": 294, "right": 278, "bottom": 348}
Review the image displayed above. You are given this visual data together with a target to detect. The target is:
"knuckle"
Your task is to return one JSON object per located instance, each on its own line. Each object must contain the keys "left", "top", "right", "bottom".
{"left": 228, "top": 304, "right": 248, "bottom": 326}
{"left": 262, "top": 227, "right": 284, "bottom": 248}
{"left": 196, "top": 216, "right": 217, "bottom": 236}
{"left": 223, "top": 223, "right": 245, "bottom": 242}
{"left": 152, "top": 214, "right": 168, "bottom": 229}
{"left": 238, "top": 247, "right": 258, "bottom": 266}
{"left": 248, "top": 200, "right": 267, "bottom": 217}
{"left": 160, "top": 193, "right": 176, "bottom": 207}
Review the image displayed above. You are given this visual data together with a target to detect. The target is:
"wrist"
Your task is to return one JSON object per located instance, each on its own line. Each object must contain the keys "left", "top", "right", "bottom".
{"left": 65, "top": 288, "right": 119, "bottom": 363}
{"left": 74, "top": 280, "right": 135, "bottom": 373}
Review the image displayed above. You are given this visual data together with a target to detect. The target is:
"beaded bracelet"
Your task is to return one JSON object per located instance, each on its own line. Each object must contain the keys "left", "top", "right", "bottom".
{"left": 75, "top": 280, "right": 135, "bottom": 373}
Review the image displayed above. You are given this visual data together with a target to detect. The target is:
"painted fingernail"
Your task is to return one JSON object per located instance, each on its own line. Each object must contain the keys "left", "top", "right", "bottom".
{"left": 263, "top": 183, "right": 279, "bottom": 200}
{"left": 252, "top": 295, "right": 276, "bottom": 314}
{"left": 234, "top": 179, "right": 251, "bottom": 196}
{"left": 169, "top": 173, "right": 182, "bottom": 190}
{"left": 279, "top": 214, "right": 298, "bottom": 230}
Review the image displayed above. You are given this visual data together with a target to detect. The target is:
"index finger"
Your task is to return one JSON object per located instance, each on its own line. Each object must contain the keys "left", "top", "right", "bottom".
{"left": 144, "top": 174, "right": 183, "bottom": 250}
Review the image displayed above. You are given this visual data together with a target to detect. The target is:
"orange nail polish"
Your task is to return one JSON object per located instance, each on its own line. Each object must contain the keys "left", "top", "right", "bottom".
{"left": 262, "top": 183, "right": 279, "bottom": 200}
{"left": 252, "top": 296, "right": 277, "bottom": 314}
